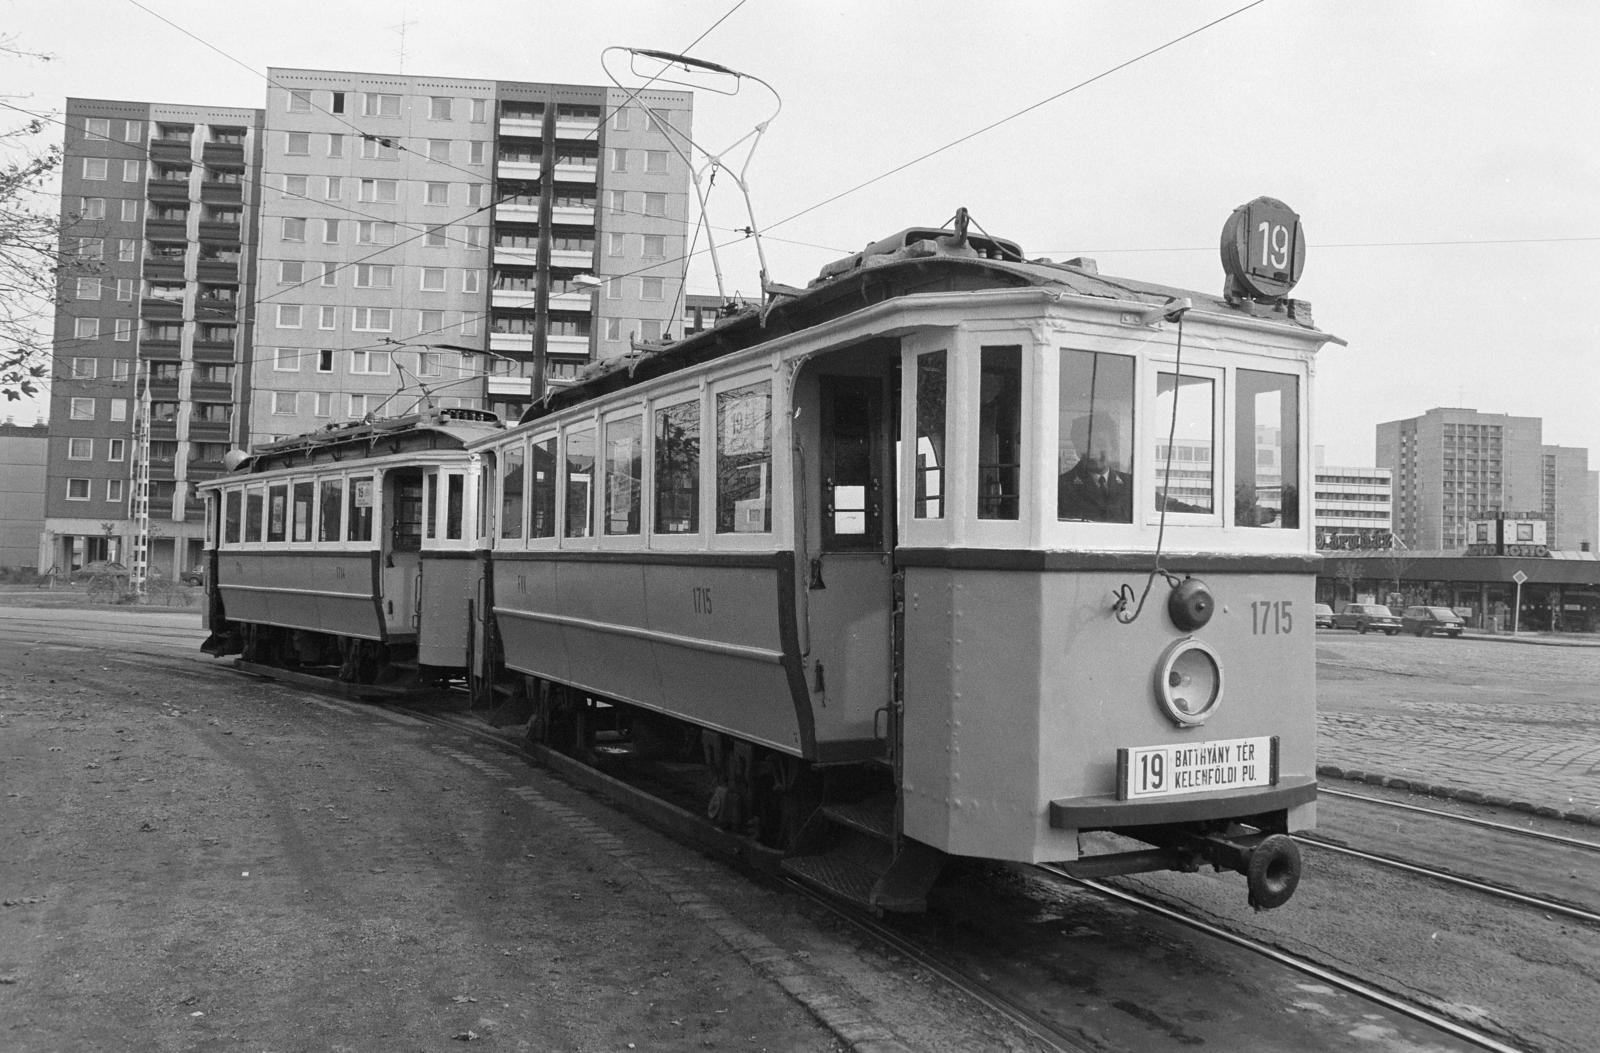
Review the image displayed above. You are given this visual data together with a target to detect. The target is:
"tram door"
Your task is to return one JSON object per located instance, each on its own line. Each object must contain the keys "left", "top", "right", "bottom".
{"left": 383, "top": 468, "right": 425, "bottom": 635}
{"left": 803, "top": 367, "right": 897, "bottom": 754}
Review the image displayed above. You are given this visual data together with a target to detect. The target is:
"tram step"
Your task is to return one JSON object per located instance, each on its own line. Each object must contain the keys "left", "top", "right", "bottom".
{"left": 780, "top": 831, "right": 946, "bottom": 913}
{"left": 818, "top": 794, "right": 896, "bottom": 842}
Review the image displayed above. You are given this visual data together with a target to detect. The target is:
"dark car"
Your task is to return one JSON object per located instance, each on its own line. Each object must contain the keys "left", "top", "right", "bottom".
{"left": 180, "top": 568, "right": 205, "bottom": 586}
{"left": 1313, "top": 603, "right": 1335, "bottom": 629}
{"left": 1331, "top": 602, "right": 1401, "bottom": 635}
{"left": 71, "top": 560, "right": 129, "bottom": 583}
{"left": 1401, "top": 605, "right": 1465, "bottom": 637}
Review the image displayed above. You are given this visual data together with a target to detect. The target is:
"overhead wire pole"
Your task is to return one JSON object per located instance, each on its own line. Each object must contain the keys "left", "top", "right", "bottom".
{"left": 130, "top": 358, "right": 152, "bottom": 598}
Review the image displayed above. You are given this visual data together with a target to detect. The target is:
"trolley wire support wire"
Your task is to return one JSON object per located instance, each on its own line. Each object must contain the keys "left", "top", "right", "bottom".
{"left": 602, "top": 46, "right": 782, "bottom": 319}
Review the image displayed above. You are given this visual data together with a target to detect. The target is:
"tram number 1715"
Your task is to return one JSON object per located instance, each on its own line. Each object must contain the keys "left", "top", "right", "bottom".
{"left": 1250, "top": 599, "right": 1293, "bottom": 635}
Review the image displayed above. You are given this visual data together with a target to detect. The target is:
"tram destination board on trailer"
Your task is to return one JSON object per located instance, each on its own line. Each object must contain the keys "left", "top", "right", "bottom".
{"left": 199, "top": 198, "right": 1338, "bottom": 914}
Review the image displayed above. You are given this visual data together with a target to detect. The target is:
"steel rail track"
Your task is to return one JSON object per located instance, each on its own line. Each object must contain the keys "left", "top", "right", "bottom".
{"left": 1294, "top": 836, "right": 1600, "bottom": 926}
{"left": 1038, "top": 864, "right": 1527, "bottom": 1053}
{"left": 1320, "top": 786, "right": 1600, "bottom": 851}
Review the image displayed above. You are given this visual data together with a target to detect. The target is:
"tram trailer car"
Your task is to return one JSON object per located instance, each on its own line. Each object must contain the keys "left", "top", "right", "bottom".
{"left": 197, "top": 408, "right": 503, "bottom": 682}
{"left": 470, "top": 200, "right": 1335, "bottom": 912}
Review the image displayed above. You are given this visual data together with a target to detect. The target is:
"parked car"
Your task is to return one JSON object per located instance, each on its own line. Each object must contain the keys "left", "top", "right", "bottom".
{"left": 1331, "top": 602, "right": 1402, "bottom": 635}
{"left": 1313, "top": 603, "right": 1335, "bottom": 629}
{"left": 71, "top": 560, "right": 129, "bottom": 584}
{"left": 180, "top": 568, "right": 205, "bottom": 586}
{"left": 1401, "top": 605, "right": 1465, "bottom": 637}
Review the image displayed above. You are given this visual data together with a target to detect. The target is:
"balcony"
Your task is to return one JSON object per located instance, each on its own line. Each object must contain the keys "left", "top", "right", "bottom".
{"left": 552, "top": 162, "right": 596, "bottom": 184}
{"left": 201, "top": 142, "right": 244, "bottom": 166}
{"left": 495, "top": 200, "right": 539, "bottom": 220}
{"left": 197, "top": 220, "right": 241, "bottom": 244}
{"left": 147, "top": 180, "right": 190, "bottom": 204}
{"left": 489, "top": 332, "right": 534, "bottom": 355}
{"left": 487, "top": 375, "right": 533, "bottom": 397}
{"left": 491, "top": 288, "right": 538, "bottom": 311}
{"left": 551, "top": 204, "right": 595, "bottom": 226}
{"left": 493, "top": 244, "right": 539, "bottom": 268}
{"left": 145, "top": 216, "right": 189, "bottom": 240}
{"left": 554, "top": 117, "right": 601, "bottom": 140}
{"left": 497, "top": 115, "right": 543, "bottom": 136}
{"left": 189, "top": 345, "right": 238, "bottom": 364}
{"left": 548, "top": 289, "right": 593, "bottom": 310}
{"left": 547, "top": 333, "right": 590, "bottom": 356}
{"left": 140, "top": 296, "right": 184, "bottom": 321}
{"left": 148, "top": 139, "right": 193, "bottom": 164}
{"left": 497, "top": 159, "right": 543, "bottom": 184}
{"left": 193, "top": 331, "right": 237, "bottom": 352}
{"left": 200, "top": 181, "right": 243, "bottom": 205}
{"left": 550, "top": 247, "right": 594, "bottom": 269}
{"left": 195, "top": 258, "right": 241, "bottom": 282}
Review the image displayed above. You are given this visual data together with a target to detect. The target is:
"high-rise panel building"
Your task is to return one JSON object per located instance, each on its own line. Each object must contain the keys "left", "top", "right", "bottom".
{"left": 1311, "top": 455, "right": 1392, "bottom": 549}
{"left": 1375, "top": 407, "right": 1597, "bottom": 552}
{"left": 42, "top": 70, "right": 695, "bottom": 578}
{"left": 44, "top": 98, "right": 264, "bottom": 579}
{"left": 249, "top": 69, "right": 693, "bottom": 440}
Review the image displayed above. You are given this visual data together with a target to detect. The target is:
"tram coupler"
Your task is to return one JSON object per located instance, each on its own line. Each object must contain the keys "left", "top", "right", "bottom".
{"left": 1175, "top": 827, "right": 1303, "bottom": 910}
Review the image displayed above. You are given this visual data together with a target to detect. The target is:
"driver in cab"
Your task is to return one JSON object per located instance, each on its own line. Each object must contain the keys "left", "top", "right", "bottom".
{"left": 1058, "top": 413, "right": 1132, "bottom": 523}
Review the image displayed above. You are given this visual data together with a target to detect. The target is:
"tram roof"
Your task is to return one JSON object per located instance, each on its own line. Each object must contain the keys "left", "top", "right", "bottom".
{"left": 226, "top": 406, "right": 504, "bottom": 475}
{"left": 524, "top": 234, "right": 1328, "bottom": 424}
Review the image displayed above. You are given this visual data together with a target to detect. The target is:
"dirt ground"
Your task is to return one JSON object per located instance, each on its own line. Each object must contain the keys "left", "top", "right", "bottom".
{"left": 0, "top": 619, "right": 1029, "bottom": 1053}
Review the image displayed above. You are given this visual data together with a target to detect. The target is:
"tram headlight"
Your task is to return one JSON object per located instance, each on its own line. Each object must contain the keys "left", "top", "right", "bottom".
{"left": 1154, "top": 639, "right": 1223, "bottom": 725}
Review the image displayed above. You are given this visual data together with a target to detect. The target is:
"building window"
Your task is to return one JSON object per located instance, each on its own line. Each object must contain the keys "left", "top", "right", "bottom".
{"left": 639, "top": 319, "right": 664, "bottom": 342}
{"left": 283, "top": 217, "right": 306, "bottom": 242}
{"left": 425, "top": 227, "right": 448, "bottom": 248}
{"left": 314, "top": 391, "right": 333, "bottom": 416}
{"left": 110, "top": 360, "right": 131, "bottom": 382}
{"left": 74, "top": 318, "right": 100, "bottom": 340}
{"left": 421, "top": 267, "right": 446, "bottom": 291}
{"left": 318, "top": 306, "right": 336, "bottom": 330}
{"left": 113, "top": 319, "right": 133, "bottom": 342}
{"left": 280, "top": 260, "right": 304, "bottom": 284}
{"left": 645, "top": 150, "right": 668, "bottom": 173}
{"left": 364, "top": 93, "right": 400, "bottom": 117}
{"left": 354, "top": 264, "right": 392, "bottom": 288}
{"left": 327, "top": 133, "right": 344, "bottom": 158}
{"left": 66, "top": 478, "right": 91, "bottom": 501}
{"left": 76, "top": 277, "right": 102, "bottom": 300}
{"left": 118, "top": 239, "right": 135, "bottom": 262}
{"left": 78, "top": 237, "right": 104, "bottom": 260}
{"left": 427, "top": 139, "right": 450, "bottom": 161}
{"left": 608, "top": 233, "right": 625, "bottom": 257}
{"left": 84, "top": 116, "right": 110, "bottom": 139}
{"left": 642, "top": 234, "right": 665, "bottom": 259}
{"left": 644, "top": 193, "right": 667, "bottom": 218}
{"left": 119, "top": 199, "right": 138, "bottom": 222}
{"left": 283, "top": 174, "right": 307, "bottom": 197}
{"left": 287, "top": 89, "right": 312, "bottom": 112}
{"left": 123, "top": 159, "right": 140, "bottom": 182}
{"left": 116, "top": 278, "right": 134, "bottom": 301}
{"left": 323, "top": 218, "right": 340, "bottom": 243}
{"left": 419, "top": 351, "right": 442, "bottom": 377}
{"left": 605, "top": 277, "right": 622, "bottom": 300}
{"left": 430, "top": 96, "right": 453, "bottom": 121}
{"left": 68, "top": 437, "right": 93, "bottom": 460}
{"left": 425, "top": 181, "right": 449, "bottom": 205}
{"left": 610, "top": 148, "right": 627, "bottom": 173}
{"left": 317, "top": 348, "right": 335, "bottom": 373}
{"left": 108, "top": 438, "right": 126, "bottom": 462}
{"left": 351, "top": 308, "right": 392, "bottom": 333}
{"left": 106, "top": 479, "right": 123, "bottom": 503}
{"left": 612, "top": 106, "right": 631, "bottom": 131}
{"left": 463, "top": 270, "right": 481, "bottom": 294}
{"left": 468, "top": 141, "right": 486, "bottom": 165}
{"left": 355, "top": 221, "right": 394, "bottom": 245}
{"left": 272, "top": 391, "right": 298, "bottom": 415}
{"left": 82, "top": 157, "right": 107, "bottom": 180}
{"left": 319, "top": 263, "right": 338, "bottom": 287}
{"left": 605, "top": 318, "right": 622, "bottom": 341}
{"left": 70, "top": 398, "right": 95, "bottom": 420}
{"left": 357, "top": 178, "right": 398, "bottom": 203}
{"left": 79, "top": 197, "right": 106, "bottom": 220}
{"left": 277, "top": 305, "right": 302, "bottom": 328}
{"left": 110, "top": 399, "right": 127, "bottom": 421}
{"left": 349, "top": 394, "right": 371, "bottom": 418}
{"left": 274, "top": 347, "right": 300, "bottom": 371}
{"left": 470, "top": 98, "right": 487, "bottom": 123}
{"left": 640, "top": 276, "right": 664, "bottom": 301}
{"left": 607, "top": 190, "right": 626, "bottom": 215}
{"left": 460, "top": 315, "right": 479, "bottom": 337}
{"left": 324, "top": 175, "right": 341, "bottom": 199}
{"left": 285, "top": 131, "right": 309, "bottom": 155}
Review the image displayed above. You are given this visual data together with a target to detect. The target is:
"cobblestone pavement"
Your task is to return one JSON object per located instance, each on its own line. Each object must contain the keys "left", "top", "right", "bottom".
{"left": 1315, "top": 631, "right": 1600, "bottom": 826}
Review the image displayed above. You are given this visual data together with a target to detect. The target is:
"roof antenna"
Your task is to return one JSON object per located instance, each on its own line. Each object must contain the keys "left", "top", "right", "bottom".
{"left": 602, "top": 47, "right": 782, "bottom": 318}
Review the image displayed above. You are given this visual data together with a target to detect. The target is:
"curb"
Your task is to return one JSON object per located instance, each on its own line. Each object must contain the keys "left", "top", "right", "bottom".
{"left": 1316, "top": 764, "right": 1600, "bottom": 829}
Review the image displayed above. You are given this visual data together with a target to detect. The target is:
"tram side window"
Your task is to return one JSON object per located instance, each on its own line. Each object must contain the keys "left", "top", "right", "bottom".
{"left": 716, "top": 381, "right": 771, "bottom": 533}
{"left": 424, "top": 475, "right": 436, "bottom": 541}
{"left": 266, "top": 484, "right": 288, "bottom": 543}
{"left": 530, "top": 436, "right": 557, "bottom": 538}
{"left": 977, "top": 346, "right": 1021, "bottom": 520}
{"left": 564, "top": 425, "right": 595, "bottom": 538}
{"left": 1057, "top": 349, "right": 1135, "bottom": 523}
{"left": 1235, "top": 370, "right": 1299, "bottom": 528}
{"left": 224, "top": 490, "right": 242, "bottom": 544}
{"left": 914, "top": 350, "right": 946, "bottom": 519}
{"left": 655, "top": 399, "right": 700, "bottom": 534}
{"left": 245, "top": 488, "right": 264, "bottom": 542}
{"left": 319, "top": 478, "right": 344, "bottom": 541}
{"left": 347, "top": 476, "right": 374, "bottom": 542}
{"left": 445, "top": 474, "right": 465, "bottom": 540}
{"left": 1153, "top": 373, "right": 1215, "bottom": 514}
{"left": 604, "top": 416, "right": 642, "bottom": 536}
{"left": 500, "top": 446, "right": 525, "bottom": 539}
{"left": 292, "top": 480, "right": 314, "bottom": 542}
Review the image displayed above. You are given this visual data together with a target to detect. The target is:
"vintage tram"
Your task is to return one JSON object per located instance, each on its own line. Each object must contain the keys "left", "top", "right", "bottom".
{"left": 201, "top": 200, "right": 1333, "bottom": 912}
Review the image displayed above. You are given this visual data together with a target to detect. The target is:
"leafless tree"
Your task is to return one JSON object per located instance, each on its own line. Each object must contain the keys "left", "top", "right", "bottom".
{"left": 2, "top": 34, "right": 87, "bottom": 402}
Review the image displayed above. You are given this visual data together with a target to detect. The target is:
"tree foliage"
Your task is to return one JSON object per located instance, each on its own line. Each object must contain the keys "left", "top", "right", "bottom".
{"left": 2, "top": 34, "right": 77, "bottom": 403}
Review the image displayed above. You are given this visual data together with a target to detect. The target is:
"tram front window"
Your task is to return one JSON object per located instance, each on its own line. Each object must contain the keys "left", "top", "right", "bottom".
{"left": 1057, "top": 349, "right": 1134, "bottom": 523}
{"left": 1235, "top": 370, "right": 1299, "bottom": 528}
{"left": 977, "top": 346, "right": 1021, "bottom": 520}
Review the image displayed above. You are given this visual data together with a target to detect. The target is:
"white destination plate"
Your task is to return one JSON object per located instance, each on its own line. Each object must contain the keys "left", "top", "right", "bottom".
{"left": 1118, "top": 735, "right": 1274, "bottom": 800}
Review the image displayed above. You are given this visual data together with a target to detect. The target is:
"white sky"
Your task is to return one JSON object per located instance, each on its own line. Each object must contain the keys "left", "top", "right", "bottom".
{"left": 4, "top": 0, "right": 1597, "bottom": 468}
